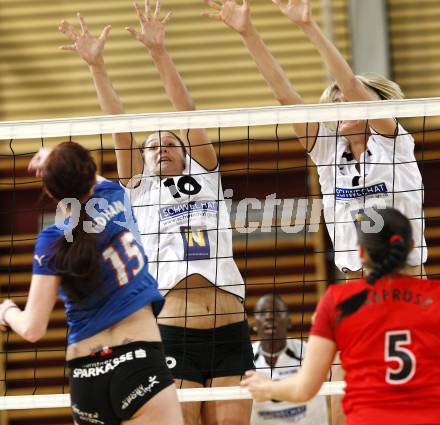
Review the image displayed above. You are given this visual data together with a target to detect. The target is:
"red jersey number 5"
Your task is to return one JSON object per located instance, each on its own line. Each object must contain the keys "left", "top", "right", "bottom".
{"left": 385, "top": 330, "right": 416, "bottom": 385}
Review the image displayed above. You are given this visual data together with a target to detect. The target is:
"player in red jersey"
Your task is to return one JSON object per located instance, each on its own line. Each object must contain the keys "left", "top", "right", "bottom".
{"left": 242, "top": 207, "right": 440, "bottom": 425}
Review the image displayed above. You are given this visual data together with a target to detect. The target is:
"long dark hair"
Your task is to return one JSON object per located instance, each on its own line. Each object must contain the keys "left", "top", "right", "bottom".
{"left": 337, "top": 208, "right": 412, "bottom": 319}
{"left": 44, "top": 142, "right": 99, "bottom": 301}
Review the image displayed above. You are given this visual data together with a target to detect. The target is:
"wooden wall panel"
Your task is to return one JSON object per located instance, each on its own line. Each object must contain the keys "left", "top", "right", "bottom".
{"left": 0, "top": 0, "right": 349, "bottom": 121}
{"left": 388, "top": 0, "right": 440, "bottom": 99}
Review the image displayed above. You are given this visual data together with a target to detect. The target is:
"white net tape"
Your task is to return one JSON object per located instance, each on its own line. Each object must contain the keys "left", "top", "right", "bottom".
{"left": 0, "top": 382, "right": 345, "bottom": 410}
{"left": 0, "top": 98, "right": 439, "bottom": 139}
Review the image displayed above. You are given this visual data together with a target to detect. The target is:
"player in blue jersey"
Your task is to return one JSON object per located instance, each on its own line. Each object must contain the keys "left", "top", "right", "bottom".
{"left": 57, "top": 6, "right": 254, "bottom": 425}
{"left": 0, "top": 142, "right": 183, "bottom": 425}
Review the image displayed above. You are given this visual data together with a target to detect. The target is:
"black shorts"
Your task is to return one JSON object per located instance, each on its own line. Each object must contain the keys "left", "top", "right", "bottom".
{"left": 159, "top": 320, "right": 255, "bottom": 385}
{"left": 68, "top": 341, "right": 174, "bottom": 425}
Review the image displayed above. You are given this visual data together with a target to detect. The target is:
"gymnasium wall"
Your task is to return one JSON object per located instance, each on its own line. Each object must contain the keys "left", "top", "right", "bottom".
{"left": 0, "top": 0, "right": 349, "bottom": 120}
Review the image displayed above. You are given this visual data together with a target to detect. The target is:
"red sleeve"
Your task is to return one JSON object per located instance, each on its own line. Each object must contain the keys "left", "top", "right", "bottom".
{"left": 310, "top": 288, "right": 338, "bottom": 341}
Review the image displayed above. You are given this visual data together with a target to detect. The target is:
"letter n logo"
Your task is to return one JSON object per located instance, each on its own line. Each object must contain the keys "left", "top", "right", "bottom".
{"left": 180, "top": 227, "right": 210, "bottom": 260}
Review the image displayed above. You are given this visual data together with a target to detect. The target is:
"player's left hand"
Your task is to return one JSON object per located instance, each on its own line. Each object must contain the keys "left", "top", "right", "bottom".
{"left": 126, "top": 0, "right": 173, "bottom": 50}
{"left": 272, "top": 0, "right": 312, "bottom": 27}
{"left": 58, "top": 14, "right": 111, "bottom": 66}
{"left": 28, "top": 147, "right": 52, "bottom": 177}
{"left": 241, "top": 370, "right": 273, "bottom": 402}
{"left": 202, "top": 0, "right": 252, "bottom": 36}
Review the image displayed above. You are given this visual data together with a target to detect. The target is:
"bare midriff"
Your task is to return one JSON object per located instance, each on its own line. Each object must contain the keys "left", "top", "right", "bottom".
{"left": 157, "top": 274, "right": 246, "bottom": 329}
{"left": 66, "top": 305, "right": 161, "bottom": 361}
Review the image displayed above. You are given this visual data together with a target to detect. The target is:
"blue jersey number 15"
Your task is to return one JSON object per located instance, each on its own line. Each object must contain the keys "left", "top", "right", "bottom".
{"left": 102, "top": 231, "right": 145, "bottom": 287}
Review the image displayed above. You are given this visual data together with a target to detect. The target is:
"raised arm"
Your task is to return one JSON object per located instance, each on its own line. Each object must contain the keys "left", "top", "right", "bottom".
{"left": 59, "top": 14, "right": 143, "bottom": 186}
{"left": 274, "top": 0, "right": 396, "bottom": 135}
{"left": 126, "top": 1, "right": 217, "bottom": 170}
{"left": 241, "top": 335, "right": 336, "bottom": 403}
{"left": 203, "top": 0, "right": 318, "bottom": 150}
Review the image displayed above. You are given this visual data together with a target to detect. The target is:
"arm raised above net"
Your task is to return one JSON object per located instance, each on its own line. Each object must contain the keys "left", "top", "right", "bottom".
{"left": 127, "top": 1, "right": 218, "bottom": 171}
{"left": 59, "top": 14, "right": 144, "bottom": 187}
{"left": 203, "top": 0, "right": 319, "bottom": 151}
{"left": 274, "top": 0, "right": 397, "bottom": 136}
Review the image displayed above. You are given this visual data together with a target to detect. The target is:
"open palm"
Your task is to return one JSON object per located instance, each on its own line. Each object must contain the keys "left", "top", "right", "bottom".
{"left": 126, "top": 0, "right": 172, "bottom": 49}
{"left": 203, "top": 0, "right": 251, "bottom": 35}
{"left": 28, "top": 147, "right": 51, "bottom": 178}
{"left": 272, "top": 0, "right": 311, "bottom": 25}
{"left": 59, "top": 14, "right": 111, "bottom": 65}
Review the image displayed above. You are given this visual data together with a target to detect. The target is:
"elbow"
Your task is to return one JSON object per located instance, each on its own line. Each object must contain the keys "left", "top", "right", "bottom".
{"left": 187, "top": 99, "right": 196, "bottom": 110}
{"left": 23, "top": 325, "right": 47, "bottom": 343}
{"left": 178, "top": 99, "right": 196, "bottom": 111}
{"left": 275, "top": 92, "right": 299, "bottom": 106}
{"left": 289, "top": 384, "right": 319, "bottom": 404}
{"left": 297, "top": 388, "right": 317, "bottom": 403}
{"left": 276, "top": 95, "right": 294, "bottom": 106}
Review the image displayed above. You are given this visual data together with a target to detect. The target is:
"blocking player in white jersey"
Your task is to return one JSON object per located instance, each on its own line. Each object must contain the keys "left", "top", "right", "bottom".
{"left": 59, "top": 4, "right": 253, "bottom": 425}
{"left": 251, "top": 294, "right": 328, "bottom": 425}
{"left": 204, "top": 0, "right": 427, "bottom": 279}
{"left": 204, "top": 2, "right": 426, "bottom": 423}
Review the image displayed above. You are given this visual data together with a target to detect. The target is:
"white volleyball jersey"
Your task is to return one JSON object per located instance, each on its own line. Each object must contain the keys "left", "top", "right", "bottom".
{"left": 251, "top": 340, "right": 328, "bottom": 425}
{"left": 309, "top": 123, "right": 427, "bottom": 272}
{"left": 123, "top": 155, "right": 245, "bottom": 299}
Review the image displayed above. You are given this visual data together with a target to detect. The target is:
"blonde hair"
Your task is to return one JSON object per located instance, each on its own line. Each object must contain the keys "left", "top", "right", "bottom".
{"left": 320, "top": 73, "right": 405, "bottom": 103}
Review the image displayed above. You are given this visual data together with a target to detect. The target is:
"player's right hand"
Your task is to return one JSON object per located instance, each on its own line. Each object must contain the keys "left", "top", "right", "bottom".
{"left": 28, "top": 147, "right": 52, "bottom": 178}
{"left": 58, "top": 13, "right": 111, "bottom": 66}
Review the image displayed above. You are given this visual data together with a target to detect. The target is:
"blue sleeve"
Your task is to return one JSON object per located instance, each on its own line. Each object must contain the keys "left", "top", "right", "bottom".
{"left": 32, "top": 226, "right": 63, "bottom": 276}
{"left": 97, "top": 181, "right": 142, "bottom": 243}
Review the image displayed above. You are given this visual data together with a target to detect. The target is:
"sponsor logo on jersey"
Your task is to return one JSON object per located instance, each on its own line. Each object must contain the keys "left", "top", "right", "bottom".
{"left": 72, "top": 349, "right": 146, "bottom": 378}
{"left": 166, "top": 356, "right": 177, "bottom": 369}
{"left": 336, "top": 183, "right": 388, "bottom": 200}
{"left": 160, "top": 200, "right": 218, "bottom": 222}
{"left": 180, "top": 227, "right": 210, "bottom": 260}
{"left": 33, "top": 255, "right": 46, "bottom": 267}
{"left": 258, "top": 405, "right": 306, "bottom": 420}
{"left": 278, "top": 368, "right": 298, "bottom": 376}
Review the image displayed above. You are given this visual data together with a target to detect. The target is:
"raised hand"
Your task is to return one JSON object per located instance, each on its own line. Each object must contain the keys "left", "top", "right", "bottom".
{"left": 202, "top": 0, "right": 252, "bottom": 35}
{"left": 126, "top": 0, "right": 172, "bottom": 50}
{"left": 58, "top": 13, "right": 111, "bottom": 65}
{"left": 28, "top": 147, "right": 52, "bottom": 178}
{"left": 272, "top": 0, "right": 312, "bottom": 26}
{"left": 240, "top": 370, "right": 273, "bottom": 402}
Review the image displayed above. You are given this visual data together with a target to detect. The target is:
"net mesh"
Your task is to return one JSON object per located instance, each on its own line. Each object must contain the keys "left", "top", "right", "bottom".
{"left": 1, "top": 99, "right": 440, "bottom": 420}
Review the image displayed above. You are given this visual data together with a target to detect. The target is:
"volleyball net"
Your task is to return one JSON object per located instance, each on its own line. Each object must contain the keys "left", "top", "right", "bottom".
{"left": 1, "top": 98, "right": 440, "bottom": 416}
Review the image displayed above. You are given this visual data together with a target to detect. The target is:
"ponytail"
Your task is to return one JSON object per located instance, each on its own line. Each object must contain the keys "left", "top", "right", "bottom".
{"left": 43, "top": 142, "right": 99, "bottom": 301}
{"left": 366, "top": 235, "right": 407, "bottom": 285}
{"left": 337, "top": 208, "right": 412, "bottom": 320}
{"left": 51, "top": 203, "right": 100, "bottom": 301}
